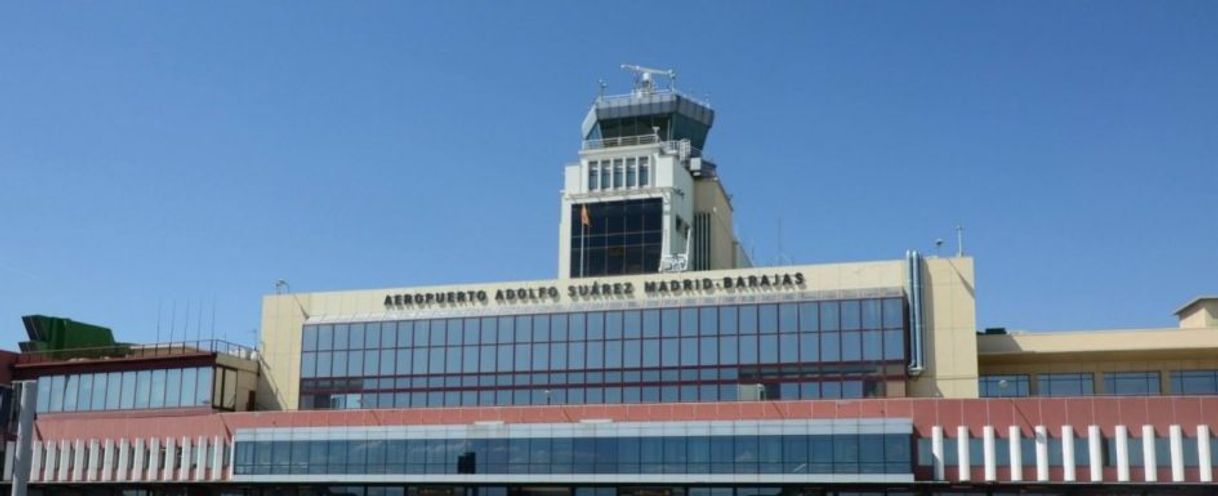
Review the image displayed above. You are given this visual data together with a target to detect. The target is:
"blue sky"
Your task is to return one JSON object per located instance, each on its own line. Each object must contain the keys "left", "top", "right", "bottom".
{"left": 1, "top": 2, "right": 1215, "bottom": 349}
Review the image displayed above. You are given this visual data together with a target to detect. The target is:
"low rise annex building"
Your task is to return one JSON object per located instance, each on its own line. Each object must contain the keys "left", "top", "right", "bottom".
{"left": 2, "top": 68, "right": 1217, "bottom": 496}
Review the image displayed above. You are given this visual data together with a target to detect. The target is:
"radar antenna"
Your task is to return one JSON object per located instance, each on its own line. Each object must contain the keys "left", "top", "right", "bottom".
{"left": 621, "top": 64, "right": 676, "bottom": 95}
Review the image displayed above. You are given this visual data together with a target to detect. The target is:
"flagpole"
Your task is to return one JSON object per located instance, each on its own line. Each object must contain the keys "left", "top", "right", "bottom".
{"left": 580, "top": 216, "right": 586, "bottom": 277}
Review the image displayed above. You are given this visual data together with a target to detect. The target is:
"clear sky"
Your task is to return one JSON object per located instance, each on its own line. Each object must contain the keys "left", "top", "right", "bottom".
{"left": 1, "top": 2, "right": 1215, "bottom": 350}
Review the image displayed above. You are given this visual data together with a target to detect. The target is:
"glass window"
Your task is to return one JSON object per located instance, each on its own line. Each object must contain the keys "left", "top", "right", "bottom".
{"left": 841, "top": 301, "right": 861, "bottom": 330}
{"left": 739, "top": 305, "right": 758, "bottom": 333}
{"left": 626, "top": 157, "right": 637, "bottom": 187}
{"left": 316, "top": 325, "right": 334, "bottom": 351}
{"left": 718, "top": 336, "right": 737, "bottom": 365}
{"left": 1038, "top": 373, "right": 1095, "bottom": 397}
{"left": 120, "top": 371, "right": 136, "bottom": 409}
{"left": 87, "top": 373, "right": 105, "bottom": 411}
{"left": 586, "top": 313, "right": 603, "bottom": 340}
{"left": 349, "top": 349, "right": 365, "bottom": 376}
{"left": 642, "top": 339, "right": 661, "bottom": 367}
{"left": 551, "top": 314, "right": 568, "bottom": 341}
{"left": 380, "top": 349, "right": 395, "bottom": 375}
{"left": 639, "top": 157, "right": 650, "bottom": 186}
{"left": 134, "top": 370, "right": 151, "bottom": 409}
{"left": 759, "top": 335, "right": 779, "bottom": 364}
{"left": 820, "top": 302, "right": 840, "bottom": 331}
{"left": 569, "top": 313, "right": 585, "bottom": 340}
{"left": 348, "top": 324, "right": 365, "bottom": 350}
{"left": 365, "top": 323, "right": 382, "bottom": 349}
{"left": 197, "top": 368, "right": 213, "bottom": 406}
{"left": 430, "top": 320, "right": 447, "bottom": 347}
{"left": 661, "top": 309, "right": 680, "bottom": 337}
{"left": 679, "top": 308, "right": 699, "bottom": 336}
{"left": 861, "top": 300, "right": 882, "bottom": 329}
{"left": 720, "top": 306, "right": 738, "bottom": 334}
{"left": 759, "top": 304, "right": 778, "bottom": 333}
{"left": 181, "top": 368, "right": 198, "bottom": 409}
{"left": 799, "top": 303, "right": 819, "bottom": 332}
{"left": 980, "top": 374, "right": 1030, "bottom": 397}
{"left": 302, "top": 326, "right": 318, "bottom": 352}
{"left": 778, "top": 304, "right": 798, "bottom": 332}
{"left": 883, "top": 298, "right": 905, "bottom": 328}
{"left": 680, "top": 338, "right": 699, "bottom": 366}
{"left": 1172, "top": 370, "right": 1218, "bottom": 395}
{"left": 799, "top": 333, "right": 818, "bottom": 363}
{"left": 738, "top": 335, "right": 758, "bottom": 364}
{"left": 66, "top": 375, "right": 82, "bottom": 414}
{"left": 588, "top": 162, "right": 599, "bottom": 190}
{"left": 662, "top": 338, "right": 682, "bottom": 368}
{"left": 166, "top": 368, "right": 182, "bottom": 407}
{"left": 1103, "top": 371, "right": 1160, "bottom": 396}
{"left": 642, "top": 310, "right": 660, "bottom": 337}
{"left": 149, "top": 369, "right": 167, "bottom": 408}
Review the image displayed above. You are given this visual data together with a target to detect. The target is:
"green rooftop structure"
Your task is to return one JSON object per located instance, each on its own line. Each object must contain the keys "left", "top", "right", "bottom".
{"left": 18, "top": 315, "right": 127, "bottom": 360}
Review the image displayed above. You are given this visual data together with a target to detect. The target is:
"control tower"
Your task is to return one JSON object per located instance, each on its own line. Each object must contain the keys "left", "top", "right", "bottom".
{"left": 558, "top": 65, "right": 750, "bottom": 279}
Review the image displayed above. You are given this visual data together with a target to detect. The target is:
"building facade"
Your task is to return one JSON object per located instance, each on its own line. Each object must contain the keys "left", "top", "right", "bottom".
{"left": 2, "top": 71, "right": 1217, "bottom": 496}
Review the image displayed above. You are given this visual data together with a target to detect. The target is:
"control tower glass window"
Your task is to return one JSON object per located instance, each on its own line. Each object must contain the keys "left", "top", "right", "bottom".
{"left": 571, "top": 199, "right": 662, "bottom": 277}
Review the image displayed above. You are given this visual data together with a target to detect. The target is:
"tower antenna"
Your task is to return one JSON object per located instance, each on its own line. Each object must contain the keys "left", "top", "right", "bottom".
{"left": 620, "top": 64, "right": 677, "bottom": 94}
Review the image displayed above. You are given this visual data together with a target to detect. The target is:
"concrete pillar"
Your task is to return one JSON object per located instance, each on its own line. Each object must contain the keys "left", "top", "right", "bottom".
{"left": 41, "top": 441, "right": 56, "bottom": 482}
{"left": 4, "top": 441, "right": 14, "bottom": 482}
{"left": 1169, "top": 425, "right": 1184, "bottom": 482}
{"left": 56, "top": 440, "right": 70, "bottom": 481}
{"left": 1142, "top": 425, "right": 1157, "bottom": 482}
{"left": 71, "top": 440, "right": 85, "bottom": 481}
{"left": 1008, "top": 425, "right": 1023, "bottom": 482}
{"left": 116, "top": 439, "right": 130, "bottom": 482}
{"left": 1061, "top": 425, "right": 1076, "bottom": 482}
{"left": 982, "top": 426, "right": 996, "bottom": 481}
{"left": 131, "top": 439, "right": 145, "bottom": 482}
{"left": 1034, "top": 425, "right": 1049, "bottom": 481}
{"left": 28, "top": 442, "right": 42, "bottom": 482}
{"left": 227, "top": 437, "right": 236, "bottom": 480}
{"left": 1088, "top": 425, "right": 1103, "bottom": 482}
{"left": 85, "top": 439, "right": 99, "bottom": 481}
{"left": 1199, "top": 425, "right": 1213, "bottom": 483}
{"left": 9, "top": 380, "right": 37, "bottom": 496}
{"left": 1116, "top": 425, "right": 1130, "bottom": 482}
{"left": 178, "top": 437, "right": 191, "bottom": 480}
{"left": 957, "top": 426, "right": 971, "bottom": 481}
{"left": 931, "top": 426, "right": 945, "bottom": 480}
{"left": 210, "top": 436, "right": 223, "bottom": 481}
{"left": 144, "top": 437, "right": 159, "bottom": 481}
{"left": 162, "top": 437, "right": 175, "bottom": 481}
{"left": 101, "top": 439, "right": 114, "bottom": 482}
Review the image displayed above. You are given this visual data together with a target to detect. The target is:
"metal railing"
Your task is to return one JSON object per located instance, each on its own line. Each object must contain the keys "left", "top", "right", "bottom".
{"left": 581, "top": 135, "right": 708, "bottom": 159}
{"left": 581, "top": 134, "right": 662, "bottom": 150}
{"left": 595, "top": 88, "right": 712, "bottom": 109}
{"left": 15, "top": 339, "right": 256, "bottom": 365}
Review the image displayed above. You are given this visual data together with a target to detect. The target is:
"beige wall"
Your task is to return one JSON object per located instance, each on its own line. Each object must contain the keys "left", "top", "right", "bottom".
{"left": 1178, "top": 298, "right": 1218, "bottom": 329}
{"left": 692, "top": 178, "right": 741, "bottom": 271}
{"left": 978, "top": 327, "right": 1218, "bottom": 394}
{"left": 258, "top": 257, "right": 980, "bottom": 410}
{"left": 908, "top": 257, "right": 979, "bottom": 398}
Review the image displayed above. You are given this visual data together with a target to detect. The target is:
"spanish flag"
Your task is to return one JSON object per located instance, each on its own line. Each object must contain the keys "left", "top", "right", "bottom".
{"left": 580, "top": 204, "right": 591, "bottom": 227}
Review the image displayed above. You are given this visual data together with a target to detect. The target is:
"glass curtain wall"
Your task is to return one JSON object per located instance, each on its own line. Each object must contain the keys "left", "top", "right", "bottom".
{"left": 299, "top": 297, "right": 907, "bottom": 409}
{"left": 570, "top": 199, "right": 663, "bottom": 277}
{"left": 34, "top": 365, "right": 238, "bottom": 413}
{"left": 235, "top": 433, "right": 911, "bottom": 476}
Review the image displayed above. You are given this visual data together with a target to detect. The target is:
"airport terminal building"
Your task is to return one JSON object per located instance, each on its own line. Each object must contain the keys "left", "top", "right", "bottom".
{"left": 3, "top": 70, "right": 1218, "bottom": 496}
